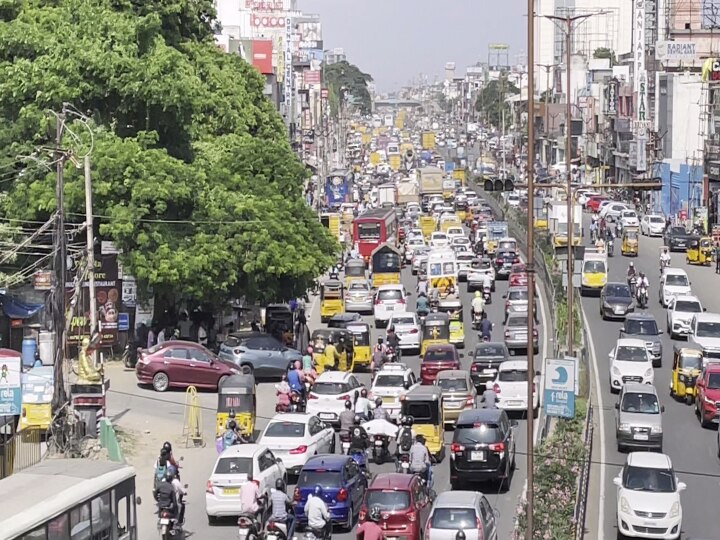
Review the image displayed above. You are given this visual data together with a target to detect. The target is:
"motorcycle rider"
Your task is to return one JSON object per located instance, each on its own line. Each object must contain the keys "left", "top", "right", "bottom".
{"left": 372, "top": 397, "right": 391, "bottom": 422}
{"left": 170, "top": 469, "right": 187, "bottom": 526}
{"left": 637, "top": 272, "right": 650, "bottom": 302}
{"left": 386, "top": 326, "right": 401, "bottom": 361}
{"left": 221, "top": 420, "right": 239, "bottom": 450}
{"left": 660, "top": 247, "right": 671, "bottom": 270}
{"left": 478, "top": 312, "right": 493, "bottom": 341}
{"left": 287, "top": 360, "right": 305, "bottom": 398}
{"left": 371, "top": 338, "right": 388, "bottom": 374}
{"left": 471, "top": 291, "right": 485, "bottom": 324}
{"left": 239, "top": 474, "right": 264, "bottom": 518}
{"left": 408, "top": 434, "right": 432, "bottom": 485}
{"left": 339, "top": 399, "right": 356, "bottom": 436}
{"left": 354, "top": 388, "right": 373, "bottom": 420}
{"left": 626, "top": 261, "right": 637, "bottom": 290}
{"left": 482, "top": 388, "right": 499, "bottom": 408}
{"left": 356, "top": 506, "right": 384, "bottom": 540}
{"left": 349, "top": 416, "right": 371, "bottom": 455}
{"left": 416, "top": 278, "right": 428, "bottom": 296}
{"left": 305, "top": 485, "right": 331, "bottom": 539}
{"left": 416, "top": 292, "right": 430, "bottom": 316}
{"left": 269, "top": 478, "right": 293, "bottom": 538}
{"left": 154, "top": 470, "right": 179, "bottom": 528}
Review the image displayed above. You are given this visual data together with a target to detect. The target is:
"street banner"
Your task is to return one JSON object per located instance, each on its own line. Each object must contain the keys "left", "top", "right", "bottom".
{"left": 544, "top": 357, "right": 576, "bottom": 418}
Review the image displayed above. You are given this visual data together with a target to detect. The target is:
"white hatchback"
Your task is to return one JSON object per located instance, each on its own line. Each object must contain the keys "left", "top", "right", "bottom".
{"left": 430, "top": 232, "right": 450, "bottom": 248}
{"left": 258, "top": 413, "right": 335, "bottom": 475}
{"left": 373, "top": 284, "right": 408, "bottom": 327}
{"left": 370, "top": 363, "right": 420, "bottom": 419}
{"left": 305, "top": 371, "right": 366, "bottom": 424}
{"left": 641, "top": 214, "right": 666, "bottom": 236}
{"left": 206, "top": 444, "right": 286, "bottom": 522}
{"left": 609, "top": 338, "right": 655, "bottom": 393}
{"left": 488, "top": 360, "right": 539, "bottom": 415}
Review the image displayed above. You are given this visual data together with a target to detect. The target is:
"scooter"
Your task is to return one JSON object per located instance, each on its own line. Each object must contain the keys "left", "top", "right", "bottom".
{"left": 339, "top": 432, "right": 351, "bottom": 454}
{"left": 608, "top": 239, "right": 614, "bottom": 257}
{"left": 238, "top": 512, "right": 263, "bottom": 540}
{"left": 483, "top": 284, "right": 492, "bottom": 304}
{"left": 371, "top": 434, "right": 391, "bottom": 465}
{"left": 349, "top": 447, "right": 369, "bottom": 477}
{"left": 637, "top": 286, "right": 648, "bottom": 309}
{"left": 158, "top": 507, "right": 179, "bottom": 540}
{"left": 264, "top": 509, "right": 293, "bottom": 540}
{"left": 472, "top": 310, "right": 483, "bottom": 330}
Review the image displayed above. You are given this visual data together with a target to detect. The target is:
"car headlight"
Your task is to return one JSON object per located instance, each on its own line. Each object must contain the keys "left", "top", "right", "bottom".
{"left": 678, "top": 374, "right": 686, "bottom": 382}
{"left": 612, "top": 366, "right": 621, "bottom": 375}
{"left": 669, "top": 501, "right": 680, "bottom": 519}
{"left": 604, "top": 301, "right": 612, "bottom": 308}
{"left": 618, "top": 423, "right": 631, "bottom": 432}
{"left": 620, "top": 496, "right": 631, "bottom": 514}
{"left": 644, "top": 368, "right": 654, "bottom": 378}
{"left": 651, "top": 425, "right": 663, "bottom": 434}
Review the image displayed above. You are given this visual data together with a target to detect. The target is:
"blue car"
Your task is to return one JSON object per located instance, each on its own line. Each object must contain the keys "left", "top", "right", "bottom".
{"left": 293, "top": 454, "right": 367, "bottom": 531}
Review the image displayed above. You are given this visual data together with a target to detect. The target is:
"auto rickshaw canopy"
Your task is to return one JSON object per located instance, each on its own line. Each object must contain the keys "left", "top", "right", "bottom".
{"left": 320, "top": 279, "right": 344, "bottom": 299}
{"left": 700, "top": 236, "right": 713, "bottom": 249}
{"left": 673, "top": 344, "right": 703, "bottom": 370}
{"left": 346, "top": 322, "right": 370, "bottom": 346}
{"left": 371, "top": 243, "right": 403, "bottom": 273}
{"left": 345, "top": 259, "right": 367, "bottom": 278}
{"left": 400, "top": 385, "right": 443, "bottom": 424}
{"left": 423, "top": 311, "right": 451, "bottom": 326}
{"left": 623, "top": 228, "right": 639, "bottom": 241}
{"left": 218, "top": 373, "right": 256, "bottom": 413}
{"left": 437, "top": 300, "right": 463, "bottom": 319}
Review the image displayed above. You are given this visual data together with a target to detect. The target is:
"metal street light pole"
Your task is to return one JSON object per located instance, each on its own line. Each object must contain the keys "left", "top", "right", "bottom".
{"left": 537, "top": 63, "right": 559, "bottom": 166}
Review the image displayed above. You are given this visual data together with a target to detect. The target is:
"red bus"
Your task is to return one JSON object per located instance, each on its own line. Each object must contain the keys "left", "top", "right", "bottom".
{"left": 352, "top": 207, "right": 398, "bottom": 260}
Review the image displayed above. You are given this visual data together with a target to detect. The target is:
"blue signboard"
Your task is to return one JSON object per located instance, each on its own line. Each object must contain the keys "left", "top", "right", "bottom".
{"left": 544, "top": 358, "right": 576, "bottom": 418}
{"left": 118, "top": 312, "right": 130, "bottom": 332}
{"left": 444, "top": 161, "right": 456, "bottom": 173}
{"left": 325, "top": 172, "right": 349, "bottom": 208}
{"left": 0, "top": 356, "right": 22, "bottom": 415}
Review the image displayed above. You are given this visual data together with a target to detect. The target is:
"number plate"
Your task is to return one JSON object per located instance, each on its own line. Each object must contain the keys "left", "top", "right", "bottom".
{"left": 160, "top": 518, "right": 171, "bottom": 525}
{"left": 374, "top": 440, "right": 384, "bottom": 446}
{"left": 223, "top": 488, "right": 240, "bottom": 495}
{"left": 386, "top": 305, "right": 395, "bottom": 311}
{"left": 483, "top": 368, "right": 496, "bottom": 374}
{"left": 382, "top": 396, "right": 396, "bottom": 404}
{"left": 401, "top": 461, "right": 409, "bottom": 469}
{"left": 633, "top": 433, "right": 649, "bottom": 441}
{"left": 507, "top": 401, "right": 522, "bottom": 407}
{"left": 470, "top": 450, "right": 486, "bottom": 461}
{"left": 319, "top": 413, "right": 334, "bottom": 420}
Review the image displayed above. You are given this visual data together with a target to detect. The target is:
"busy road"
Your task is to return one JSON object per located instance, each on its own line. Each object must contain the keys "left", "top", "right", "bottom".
{"left": 580, "top": 213, "right": 720, "bottom": 540}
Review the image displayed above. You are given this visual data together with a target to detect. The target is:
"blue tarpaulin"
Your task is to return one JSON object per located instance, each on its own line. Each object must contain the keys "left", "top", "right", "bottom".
{"left": 0, "top": 294, "right": 44, "bottom": 319}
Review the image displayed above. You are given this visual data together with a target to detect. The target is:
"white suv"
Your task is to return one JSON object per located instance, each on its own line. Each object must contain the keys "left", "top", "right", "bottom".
{"left": 659, "top": 268, "right": 692, "bottom": 307}
{"left": 609, "top": 338, "right": 655, "bottom": 393}
{"left": 666, "top": 295, "right": 703, "bottom": 339}
{"left": 689, "top": 312, "right": 720, "bottom": 360}
{"left": 373, "top": 284, "right": 408, "bottom": 328}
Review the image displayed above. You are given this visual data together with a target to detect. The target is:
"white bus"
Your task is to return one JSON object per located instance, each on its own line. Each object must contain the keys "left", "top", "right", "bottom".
{"left": 0, "top": 458, "right": 138, "bottom": 540}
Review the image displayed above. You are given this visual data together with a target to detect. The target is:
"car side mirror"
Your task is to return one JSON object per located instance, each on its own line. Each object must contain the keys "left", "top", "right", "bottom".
{"left": 678, "top": 481, "right": 687, "bottom": 492}
{"left": 608, "top": 352, "right": 613, "bottom": 359}
{"left": 613, "top": 476, "right": 622, "bottom": 487}
{"left": 661, "top": 405, "right": 665, "bottom": 413}
{"left": 704, "top": 307, "right": 708, "bottom": 311}
{"left": 502, "top": 294, "right": 507, "bottom": 299}
{"left": 614, "top": 403, "right": 619, "bottom": 409}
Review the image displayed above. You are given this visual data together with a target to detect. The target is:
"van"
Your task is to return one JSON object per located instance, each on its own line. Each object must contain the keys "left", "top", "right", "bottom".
{"left": 580, "top": 249, "right": 608, "bottom": 296}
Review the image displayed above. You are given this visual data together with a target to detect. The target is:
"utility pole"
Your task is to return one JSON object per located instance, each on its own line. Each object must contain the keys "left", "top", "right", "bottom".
{"left": 537, "top": 64, "right": 559, "bottom": 165}
{"left": 525, "top": 0, "right": 536, "bottom": 535}
{"left": 84, "top": 155, "right": 98, "bottom": 365}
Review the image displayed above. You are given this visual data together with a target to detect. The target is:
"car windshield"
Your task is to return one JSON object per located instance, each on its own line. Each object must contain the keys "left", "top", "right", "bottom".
{"left": 378, "top": 289, "right": 403, "bottom": 301}
{"left": 696, "top": 322, "right": 720, "bottom": 338}
{"left": 623, "top": 465, "right": 675, "bottom": 493}
{"left": 454, "top": 423, "right": 501, "bottom": 444}
{"left": 312, "top": 382, "right": 350, "bottom": 395}
{"left": 475, "top": 344, "right": 506, "bottom": 358}
{"left": 669, "top": 227, "right": 686, "bottom": 235}
{"left": 665, "top": 275, "right": 689, "bottom": 287}
{"left": 264, "top": 421, "right": 305, "bottom": 438}
{"left": 507, "top": 317, "right": 528, "bottom": 328}
{"left": 624, "top": 319, "right": 658, "bottom": 335}
{"left": 615, "top": 346, "right": 648, "bottom": 362}
{"left": 649, "top": 217, "right": 664, "bottom": 224}
{"left": 584, "top": 261, "right": 606, "bottom": 273}
{"left": 297, "top": 471, "right": 342, "bottom": 488}
{"left": 621, "top": 392, "right": 660, "bottom": 414}
{"left": 392, "top": 316, "right": 416, "bottom": 326}
{"left": 430, "top": 508, "right": 479, "bottom": 530}
{"left": 349, "top": 283, "right": 369, "bottom": 292}
{"left": 437, "top": 378, "right": 468, "bottom": 391}
{"left": 707, "top": 373, "right": 720, "bottom": 389}
{"left": 374, "top": 374, "right": 405, "bottom": 387}
{"left": 674, "top": 300, "right": 701, "bottom": 313}
{"left": 365, "top": 490, "right": 411, "bottom": 511}
{"left": 424, "top": 349, "right": 455, "bottom": 362}
{"left": 499, "top": 368, "right": 527, "bottom": 382}
{"left": 622, "top": 211, "right": 636, "bottom": 219}
{"left": 606, "top": 285, "right": 631, "bottom": 297}
{"left": 214, "top": 457, "right": 252, "bottom": 476}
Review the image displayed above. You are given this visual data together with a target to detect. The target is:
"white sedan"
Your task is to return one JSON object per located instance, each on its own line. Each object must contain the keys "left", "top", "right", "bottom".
{"left": 430, "top": 232, "right": 450, "bottom": 247}
{"left": 405, "top": 236, "right": 427, "bottom": 262}
{"left": 306, "top": 371, "right": 366, "bottom": 425}
{"left": 258, "top": 413, "right": 336, "bottom": 475}
{"left": 388, "top": 312, "right": 422, "bottom": 353}
{"left": 641, "top": 214, "right": 666, "bottom": 236}
{"left": 619, "top": 210, "right": 640, "bottom": 228}
{"left": 600, "top": 202, "right": 628, "bottom": 221}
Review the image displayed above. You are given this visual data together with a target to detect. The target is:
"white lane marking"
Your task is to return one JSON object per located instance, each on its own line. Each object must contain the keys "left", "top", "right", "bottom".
{"left": 580, "top": 297, "right": 606, "bottom": 540}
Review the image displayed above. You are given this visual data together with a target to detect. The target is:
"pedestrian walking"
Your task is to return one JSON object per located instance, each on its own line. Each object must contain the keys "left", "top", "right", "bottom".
{"left": 715, "top": 242, "right": 720, "bottom": 274}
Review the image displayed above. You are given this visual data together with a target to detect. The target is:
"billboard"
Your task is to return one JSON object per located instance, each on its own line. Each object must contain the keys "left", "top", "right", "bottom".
{"left": 656, "top": 41, "right": 698, "bottom": 62}
{"left": 251, "top": 13, "right": 288, "bottom": 28}
{"left": 244, "top": 0, "right": 284, "bottom": 9}
{"left": 251, "top": 39, "right": 273, "bottom": 74}
{"left": 0, "top": 356, "right": 21, "bottom": 415}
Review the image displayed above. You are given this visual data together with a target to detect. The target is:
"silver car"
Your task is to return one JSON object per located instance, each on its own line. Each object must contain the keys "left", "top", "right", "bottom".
{"left": 345, "top": 280, "right": 374, "bottom": 314}
{"left": 427, "top": 490, "right": 498, "bottom": 540}
{"left": 615, "top": 383, "right": 664, "bottom": 452}
{"left": 504, "top": 313, "right": 539, "bottom": 354}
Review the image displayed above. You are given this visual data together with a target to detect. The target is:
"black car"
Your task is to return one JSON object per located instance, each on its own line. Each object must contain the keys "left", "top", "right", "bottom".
{"left": 449, "top": 408, "right": 517, "bottom": 489}
{"left": 493, "top": 250, "right": 519, "bottom": 279}
{"left": 600, "top": 282, "right": 635, "bottom": 320}
{"left": 663, "top": 226, "right": 697, "bottom": 252}
{"left": 469, "top": 342, "right": 510, "bottom": 388}
{"left": 327, "top": 312, "right": 363, "bottom": 328}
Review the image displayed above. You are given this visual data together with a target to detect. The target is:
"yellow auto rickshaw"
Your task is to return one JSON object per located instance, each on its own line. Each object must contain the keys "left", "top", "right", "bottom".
{"left": 344, "top": 259, "right": 367, "bottom": 287}
{"left": 216, "top": 372, "right": 256, "bottom": 439}
{"left": 421, "top": 312, "right": 451, "bottom": 356}
{"left": 621, "top": 227, "right": 639, "bottom": 256}
{"left": 311, "top": 328, "right": 352, "bottom": 372}
{"left": 265, "top": 303, "right": 294, "bottom": 346}
{"left": 438, "top": 298, "right": 464, "bottom": 349}
{"left": 455, "top": 200, "right": 468, "bottom": 222}
{"left": 686, "top": 236, "right": 714, "bottom": 265}
{"left": 320, "top": 279, "right": 345, "bottom": 322}
{"left": 670, "top": 345, "right": 703, "bottom": 404}
{"left": 420, "top": 216, "right": 437, "bottom": 240}
{"left": 371, "top": 243, "right": 402, "bottom": 287}
{"left": 346, "top": 322, "right": 371, "bottom": 371}
{"left": 400, "top": 386, "right": 445, "bottom": 459}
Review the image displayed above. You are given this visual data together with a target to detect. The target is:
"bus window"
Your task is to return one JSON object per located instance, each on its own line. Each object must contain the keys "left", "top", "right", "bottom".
{"left": 48, "top": 514, "right": 69, "bottom": 540}
{"left": 91, "top": 492, "right": 112, "bottom": 536}
{"left": 357, "top": 222, "right": 381, "bottom": 240}
{"left": 20, "top": 526, "right": 46, "bottom": 540}
{"left": 70, "top": 502, "right": 91, "bottom": 539}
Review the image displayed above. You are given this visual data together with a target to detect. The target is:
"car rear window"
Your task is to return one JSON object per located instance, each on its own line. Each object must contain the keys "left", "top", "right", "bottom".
{"left": 424, "top": 348, "right": 455, "bottom": 362}
{"left": 264, "top": 421, "right": 305, "bottom": 438}
{"left": 374, "top": 374, "right": 405, "bottom": 387}
{"left": 312, "top": 382, "right": 350, "bottom": 395}
{"left": 392, "top": 315, "right": 416, "bottom": 326}
{"left": 624, "top": 319, "right": 658, "bottom": 335}
{"left": 214, "top": 457, "right": 252, "bottom": 476}
{"left": 499, "top": 369, "right": 527, "bottom": 382}
{"left": 507, "top": 317, "right": 528, "bottom": 328}
{"left": 438, "top": 378, "right": 468, "bottom": 391}
{"left": 508, "top": 290, "right": 528, "bottom": 301}
{"left": 349, "top": 283, "right": 369, "bottom": 292}
{"left": 454, "top": 423, "right": 502, "bottom": 444}
{"left": 365, "top": 490, "right": 411, "bottom": 511}
{"left": 378, "top": 289, "right": 403, "bottom": 301}
{"left": 474, "top": 344, "right": 505, "bottom": 357}
{"left": 430, "top": 508, "right": 479, "bottom": 530}
{"left": 297, "top": 471, "right": 342, "bottom": 488}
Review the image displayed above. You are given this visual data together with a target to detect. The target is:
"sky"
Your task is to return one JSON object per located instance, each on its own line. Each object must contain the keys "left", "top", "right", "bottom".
{"left": 299, "top": 0, "right": 526, "bottom": 93}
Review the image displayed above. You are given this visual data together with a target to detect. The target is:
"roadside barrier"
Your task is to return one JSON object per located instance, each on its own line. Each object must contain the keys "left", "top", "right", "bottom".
{"left": 182, "top": 386, "right": 203, "bottom": 448}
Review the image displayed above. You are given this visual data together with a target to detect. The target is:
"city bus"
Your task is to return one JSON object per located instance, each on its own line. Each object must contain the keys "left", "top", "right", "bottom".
{"left": 352, "top": 207, "right": 398, "bottom": 260}
{"left": 0, "top": 458, "right": 138, "bottom": 539}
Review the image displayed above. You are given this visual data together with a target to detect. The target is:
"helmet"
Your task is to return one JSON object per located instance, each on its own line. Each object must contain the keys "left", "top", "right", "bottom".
{"left": 375, "top": 397, "right": 383, "bottom": 407}
{"left": 228, "top": 420, "right": 237, "bottom": 430}
{"left": 162, "top": 441, "right": 172, "bottom": 453}
{"left": 475, "top": 291, "right": 481, "bottom": 298}
{"left": 328, "top": 335, "right": 335, "bottom": 344}
{"left": 275, "top": 478, "right": 285, "bottom": 491}
{"left": 377, "top": 337, "right": 384, "bottom": 344}
{"left": 639, "top": 272, "right": 645, "bottom": 278}
{"left": 164, "top": 470, "right": 174, "bottom": 482}
{"left": 369, "top": 506, "right": 382, "bottom": 523}
{"left": 354, "top": 415, "right": 362, "bottom": 425}
{"left": 313, "top": 485, "right": 323, "bottom": 497}
{"left": 629, "top": 262, "right": 634, "bottom": 267}
{"left": 345, "top": 400, "right": 353, "bottom": 410}
{"left": 360, "top": 388, "right": 368, "bottom": 398}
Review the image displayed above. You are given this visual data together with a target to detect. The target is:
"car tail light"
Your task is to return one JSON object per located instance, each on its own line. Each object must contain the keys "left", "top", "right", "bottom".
{"left": 451, "top": 443, "right": 465, "bottom": 453}
{"left": 514, "top": 258, "right": 520, "bottom": 264}
{"left": 409, "top": 328, "right": 419, "bottom": 334}
{"left": 489, "top": 442, "right": 505, "bottom": 453}
{"left": 375, "top": 298, "right": 383, "bottom": 305}
{"left": 290, "top": 445, "right": 308, "bottom": 454}
{"left": 505, "top": 301, "right": 510, "bottom": 310}
{"left": 398, "top": 299, "right": 406, "bottom": 305}
{"left": 293, "top": 487, "right": 301, "bottom": 501}
{"left": 533, "top": 329, "right": 538, "bottom": 337}
{"left": 493, "top": 383, "right": 501, "bottom": 394}
{"left": 337, "top": 394, "right": 350, "bottom": 400}
{"left": 308, "top": 394, "right": 318, "bottom": 400}
{"left": 206, "top": 480, "right": 215, "bottom": 494}
{"left": 337, "top": 488, "right": 348, "bottom": 502}
{"left": 471, "top": 364, "right": 479, "bottom": 372}
{"left": 496, "top": 258, "right": 503, "bottom": 265}
{"left": 407, "top": 511, "right": 417, "bottom": 522}
{"left": 466, "top": 395, "right": 475, "bottom": 406}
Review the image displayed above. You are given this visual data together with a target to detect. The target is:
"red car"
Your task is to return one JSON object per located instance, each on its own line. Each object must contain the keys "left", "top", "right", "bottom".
{"left": 509, "top": 263, "right": 528, "bottom": 287}
{"left": 359, "top": 473, "right": 431, "bottom": 540}
{"left": 135, "top": 341, "right": 239, "bottom": 392}
{"left": 420, "top": 344, "right": 462, "bottom": 385}
{"left": 696, "top": 364, "right": 720, "bottom": 427}
{"left": 586, "top": 196, "right": 608, "bottom": 213}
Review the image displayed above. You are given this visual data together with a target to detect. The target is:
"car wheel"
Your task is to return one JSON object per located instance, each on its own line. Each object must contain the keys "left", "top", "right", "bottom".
{"left": 329, "top": 435, "right": 336, "bottom": 454}
{"left": 207, "top": 515, "right": 217, "bottom": 526}
{"left": 344, "top": 503, "right": 354, "bottom": 532}
{"left": 152, "top": 372, "right": 170, "bottom": 392}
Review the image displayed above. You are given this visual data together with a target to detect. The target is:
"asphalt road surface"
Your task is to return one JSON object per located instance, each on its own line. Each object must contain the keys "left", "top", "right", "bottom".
{"left": 580, "top": 213, "right": 720, "bottom": 540}
{"left": 108, "top": 248, "right": 550, "bottom": 539}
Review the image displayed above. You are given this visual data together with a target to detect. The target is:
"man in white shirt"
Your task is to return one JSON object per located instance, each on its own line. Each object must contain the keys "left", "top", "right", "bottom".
{"left": 305, "top": 486, "right": 330, "bottom": 537}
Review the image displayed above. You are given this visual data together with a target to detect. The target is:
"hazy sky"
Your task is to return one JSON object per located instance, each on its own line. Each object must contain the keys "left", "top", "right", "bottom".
{"left": 299, "top": 0, "right": 526, "bottom": 92}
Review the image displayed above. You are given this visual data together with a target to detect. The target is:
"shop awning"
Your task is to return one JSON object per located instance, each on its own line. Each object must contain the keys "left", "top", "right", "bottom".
{"left": 0, "top": 293, "right": 44, "bottom": 319}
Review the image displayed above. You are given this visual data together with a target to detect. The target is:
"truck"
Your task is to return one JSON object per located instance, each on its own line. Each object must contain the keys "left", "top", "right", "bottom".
{"left": 397, "top": 178, "right": 420, "bottom": 206}
{"left": 485, "top": 221, "right": 509, "bottom": 255}
{"left": 377, "top": 183, "right": 397, "bottom": 206}
{"left": 548, "top": 201, "right": 582, "bottom": 248}
{"left": 417, "top": 166, "right": 444, "bottom": 196}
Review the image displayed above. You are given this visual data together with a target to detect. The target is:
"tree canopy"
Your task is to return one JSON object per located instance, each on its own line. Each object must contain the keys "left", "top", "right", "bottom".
{"left": 324, "top": 60, "right": 373, "bottom": 115}
{"left": 0, "top": 0, "right": 338, "bottom": 306}
{"left": 475, "top": 75, "right": 519, "bottom": 129}
{"left": 593, "top": 47, "right": 616, "bottom": 66}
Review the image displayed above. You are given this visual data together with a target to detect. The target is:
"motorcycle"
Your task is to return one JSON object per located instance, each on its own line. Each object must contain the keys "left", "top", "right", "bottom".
{"left": 122, "top": 343, "right": 140, "bottom": 368}
{"left": 158, "top": 507, "right": 178, "bottom": 540}
{"left": 483, "top": 284, "right": 492, "bottom": 304}
{"left": 386, "top": 347, "right": 397, "bottom": 363}
{"left": 349, "top": 447, "right": 369, "bottom": 477}
{"left": 238, "top": 512, "right": 263, "bottom": 540}
{"left": 264, "top": 510, "right": 293, "bottom": 540}
{"left": 637, "top": 286, "right": 648, "bottom": 309}
{"left": 472, "top": 310, "right": 483, "bottom": 330}
{"left": 660, "top": 258, "right": 670, "bottom": 276}
{"left": 371, "top": 434, "right": 391, "bottom": 465}
{"left": 339, "top": 432, "right": 351, "bottom": 454}
{"left": 304, "top": 526, "right": 331, "bottom": 540}
{"left": 608, "top": 239, "right": 614, "bottom": 257}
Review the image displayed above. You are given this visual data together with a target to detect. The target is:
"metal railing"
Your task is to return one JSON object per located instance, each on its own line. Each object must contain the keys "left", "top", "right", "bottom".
{"left": 0, "top": 426, "right": 42, "bottom": 479}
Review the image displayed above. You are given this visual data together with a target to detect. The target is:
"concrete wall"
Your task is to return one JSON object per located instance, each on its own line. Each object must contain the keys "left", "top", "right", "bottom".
{"left": 656, "top": 73, "right": 703, "bottom": 162}
{"left": 658, "top": 161, "right": 704, "bottom": 216}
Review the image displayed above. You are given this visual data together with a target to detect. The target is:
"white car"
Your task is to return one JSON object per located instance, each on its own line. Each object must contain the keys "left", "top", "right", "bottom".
{"left": 600, "top": 202, "right": 628, "bottom": 221}
{"left": 456, "top": 253, "right": 475, "bottom": 281}
{"left": 430, "top": 232, "right": 450, "bottom": 248}
{"left": 370, "top": 363, "right": 420, "bottom": 419}
{"left": 688, "top": 312, "right": 720, "bottom": 359}
{"left": 641, "top": 214, "right": 666, "bottom": 236}
{"left": 446, "top": 227, "right": 465, "bottom": 242}
{"left": 506, "top": 193, "right": 520, "bottom": 207}
{"left": 306, "top": 371, "right": 366, "bottom": 424}
{"left": 666, "top": 295, "right": 703, "bottom": 339}
{"left": 659, "top": 268, "right": 691, "bottom": 307}
{"left": 620, "top": 210, "right": 640, "bottom": 228}
{"left": 609, "top": 338, "right": 655, "bottom": 394}
{"left": 411, "top": 248, "right": 429, "bottom": 275}
{"left": 258, "top": 413, "right": 335, "bottom": 475}
{"left": 373, "top": 284, "right": 408, "bottom": 327}
{"left": 488, "top": 360, "right": 539, "bottom": 415}
{"left": 388, "top": 312, "right": 422, "bottom": 353}
{"left": 467, "top": 258, "right": 496, "bottom": 292}
{"left": 206, "top": 444, "right": 286, "bottom": 522}
{"left": 452, "top": 236, "right": 472, "bottom": 250}
{"left": 407, "top": 227, "right": 424, "bottom": 240}
{"left": 405, "top": 236, "right": 427, "bottom": 262}
{"left": 345, "top": 280, "right": 374, "bottom": 313}
{"left": 465, "top": 190, "right": 478, "bottom": 204}
{"left": 614, "top": 452, "right": 685, "bottom": 539}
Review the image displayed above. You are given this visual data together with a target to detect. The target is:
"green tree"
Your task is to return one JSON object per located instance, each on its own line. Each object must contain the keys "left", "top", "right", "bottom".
{"left": 593, "top": 47, "right": 616, "bottom": 66}
{"left": 324, "top": 60, "right": 373, "bottom": 115}
{"left": 0, "top": 0, "right": 338, "bottom": 306}
{"left": 475, "top": 74, "right": 519, "bottom": 128}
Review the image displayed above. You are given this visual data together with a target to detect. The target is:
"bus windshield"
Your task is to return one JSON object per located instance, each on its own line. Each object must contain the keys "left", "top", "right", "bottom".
{"left": 357, "top": 222, "right": 381, "bottom": 240}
